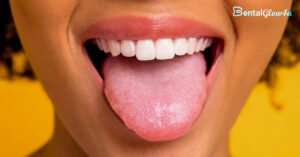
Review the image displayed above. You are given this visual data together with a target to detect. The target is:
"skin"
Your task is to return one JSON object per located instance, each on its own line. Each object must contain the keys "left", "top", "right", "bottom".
{"left": 9, "top": 0, "right": 292, "bottom": 156}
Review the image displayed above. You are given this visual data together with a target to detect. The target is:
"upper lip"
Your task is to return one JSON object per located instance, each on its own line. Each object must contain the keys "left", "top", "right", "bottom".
{"left": 81, "top": 15, "right": 224, "bottom": 42}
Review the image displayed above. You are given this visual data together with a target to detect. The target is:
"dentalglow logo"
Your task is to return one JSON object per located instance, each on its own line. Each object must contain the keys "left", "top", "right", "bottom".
{"left": 233, "top": 6, "right": 292, "bottom": 18}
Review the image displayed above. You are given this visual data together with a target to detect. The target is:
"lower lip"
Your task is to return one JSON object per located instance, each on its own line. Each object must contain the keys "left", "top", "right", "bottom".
{"left": 81, "top": 16, "right": 222, "bottom": 41}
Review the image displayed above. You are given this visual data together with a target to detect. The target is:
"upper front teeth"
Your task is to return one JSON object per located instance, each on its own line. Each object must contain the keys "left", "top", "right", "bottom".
{"left": 96, "top": 37, "right": 213, "bottom": 61}
{"left": 156, "top": 39, "right": 175, "bottom": 60}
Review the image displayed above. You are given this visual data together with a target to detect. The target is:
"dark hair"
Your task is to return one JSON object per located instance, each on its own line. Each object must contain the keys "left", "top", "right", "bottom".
{"left": 0, "top": 2, "right": 299, "bottom": 84}
{"left": 260, "top": 2, "right": 300, "bottom": 87}
{"left": 0, "top": 1, "right": 34, "bottom": 79}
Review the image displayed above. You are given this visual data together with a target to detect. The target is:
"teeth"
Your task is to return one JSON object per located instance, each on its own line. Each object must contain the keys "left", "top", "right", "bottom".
{"left": 136, "top": 40, "right": 156, "bottom": 61}
{"left": 96, "top": 39, "right": 103, "bottom": 50}
{"left": 95, "top": 37, "right": 213, "bottom": 61}
{"left": 100, "top": 39, "right": 110, "bottom": 53}
{"left": 174, "top": 38, "right": 188, "bottom": 56}
{"left": 195, "top": 38, "right": 204, "bottom": 53}
{"left": 206, "top": 38, "right": 213, "bottom": 48}
{"left": 155, "top": 39, "right": 175, "bottom": 60}
{"left": 204, "top": 38, "right": 213, "bottom": 50}
{"left": 108, "top": 40, "right": 121, "bottom": 56}
{"left": 187, "top": 37, "right": 197, "bottom": 55}
{"left": 121, "top": 40, "right": 135, "bottom": 57}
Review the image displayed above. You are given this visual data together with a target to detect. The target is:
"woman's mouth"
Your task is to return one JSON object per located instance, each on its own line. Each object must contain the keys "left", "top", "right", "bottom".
{"left": 82, "top": 16, "right": 224, "bottom": 142}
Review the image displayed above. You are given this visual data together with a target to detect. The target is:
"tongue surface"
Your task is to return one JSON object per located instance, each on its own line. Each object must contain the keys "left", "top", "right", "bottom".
{"left": 102, "top": 53, "right": 207, "bottom": 141}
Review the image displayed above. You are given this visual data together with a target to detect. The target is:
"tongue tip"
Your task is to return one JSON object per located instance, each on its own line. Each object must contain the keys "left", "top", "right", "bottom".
{"left": 126, "top": 120, "right": 195, "bottom": 142}
{"left": 113, "top": 94, "right": 207, "bottom": 142}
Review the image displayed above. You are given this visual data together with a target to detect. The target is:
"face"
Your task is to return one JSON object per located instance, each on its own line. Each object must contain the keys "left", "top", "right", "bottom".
{"left": 10, "top": 0, "right": 292, "bottom": 156}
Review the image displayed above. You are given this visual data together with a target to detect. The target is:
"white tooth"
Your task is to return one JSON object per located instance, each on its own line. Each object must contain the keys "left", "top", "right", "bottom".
{"left": 174, "top": 38, "right": 188, "bottom": 56}
{"left": 100, "top": 39, "right": 110, "bottom": 53}
{"left": 121, "top": 40, "right": 135, "bottom": 57}
{"left": 200, "top": 38, "right": 209, "bottom": 51}
{"left": 136, "top": 40, "right": 155, "bottom": 61}
{"left": 187, "top": 37, "right": 197, "bottom": 55}
{"left": 195, "top": 38, "right": 204, "bottom": 53}
{"left": 155, "top": 39, "right": 175, "bottom": 60}
{"left": 206, "top": 38, "right": 213, "bottom": 48}
{"left": 108, "top": 40, "right": 121, "bottom": 56}
{"left": 96, "top": 39, "right": 103, "bottom": 50}
{"left": 203, "top": 38, "right": 210, "bottom": 51}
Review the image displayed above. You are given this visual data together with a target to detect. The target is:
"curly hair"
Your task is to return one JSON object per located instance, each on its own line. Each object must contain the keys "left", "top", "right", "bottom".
{"left": 260, "top": 2, "right": 300, "bottom": 87}
{"left": 0, "top": 1, "right": 299, "bottom": 84}
{"left": 0, "top": 1, "right": 34, "bottom": 79}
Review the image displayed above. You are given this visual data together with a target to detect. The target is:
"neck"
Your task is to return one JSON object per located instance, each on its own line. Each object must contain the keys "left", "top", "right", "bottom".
{"left": 31, "top": 115, "right": 231, "bottom": 157}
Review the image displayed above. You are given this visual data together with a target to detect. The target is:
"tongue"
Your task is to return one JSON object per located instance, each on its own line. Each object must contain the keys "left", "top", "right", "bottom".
{"left": 102, "top": 53, "right": 207, "bottom": 141}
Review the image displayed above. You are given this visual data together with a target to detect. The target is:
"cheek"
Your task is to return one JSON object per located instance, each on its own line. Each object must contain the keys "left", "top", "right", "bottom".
{"left": 227, "top": 0, "right": 293, "bottom": 9}
{"left": 227, "top": 0, "right": 292, "bottom": 42}
{"left": 9, "top": 0, "right": 79, "bottom": 72}
{"left": 226, "top": 0, "right": 292, "bottom": 73}
{"left": 10, "top": 0, "right": 77, "bottom": 16}
{"left": 219, "top": 0, "right": 292, "bottom": 115}
{"left": 228, "top": 0, "right": 293, "bottom": 40}
{"left": 9, "top": 0, "right": 78, "bottom": 34}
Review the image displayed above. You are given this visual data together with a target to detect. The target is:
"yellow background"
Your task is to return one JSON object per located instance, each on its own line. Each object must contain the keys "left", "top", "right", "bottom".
{"left": 0, "top": 63, "right": 300, "bottom": 157}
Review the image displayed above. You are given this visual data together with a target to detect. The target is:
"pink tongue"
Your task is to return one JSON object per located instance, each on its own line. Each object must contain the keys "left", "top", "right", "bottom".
{"left": 102, "top": 53, "right": 207, "bottom": 141}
